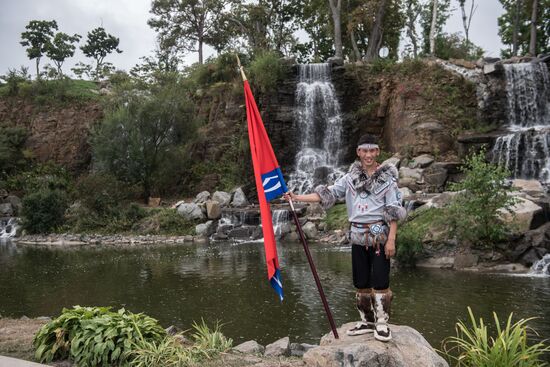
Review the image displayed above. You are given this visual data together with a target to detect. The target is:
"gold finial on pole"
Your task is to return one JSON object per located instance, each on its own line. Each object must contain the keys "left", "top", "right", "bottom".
{"left": 236, "top": 54, "right": 247, "bottom": 81}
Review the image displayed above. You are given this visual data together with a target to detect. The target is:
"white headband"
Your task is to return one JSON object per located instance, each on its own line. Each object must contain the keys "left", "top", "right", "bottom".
{"left": 357, "top": 144, "right": 379, "bottom": 150}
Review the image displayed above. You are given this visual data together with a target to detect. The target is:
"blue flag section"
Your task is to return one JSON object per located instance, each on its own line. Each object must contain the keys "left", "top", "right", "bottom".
{"left": 270, "top": 268, "right": 284, "bottom": 301}
{"left": 261, "top": 167, "right": 288, "bottom": 202}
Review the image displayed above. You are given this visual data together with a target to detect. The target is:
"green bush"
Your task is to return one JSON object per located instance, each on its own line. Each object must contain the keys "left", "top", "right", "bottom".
{"left": 136, "top": 208, "right": 196, "bottom": 236}
{"left": 0, "top": 67, "right": 31, "bottom": 96}
{"left": 0, "top": 124, "right": 30, "bottom": 179}
{"left": 128, "top": 319, "right": 232, "bottom": 367}
{"left": 324, "top": 204, "right": 348, "bottom": 231}
{"left": 396, "top": 208, "right": 441, "bottom": 266}
{"left": 447, "top": 149, "right": 516, "bottom": 247}
{"left": 5, "top": 163, "right": 72, "bottom": 195}
{"left": 33, "top": 306, "right": 166, "bottom": 366}
{"left": 73, "top": 173, "right": 128, "bottom": 217}
{"left": 441, "top": 307, "right": 550, "bottom": 366}
{"left": 248, "top": 51, "right": 286, "bottom": 93}
{"left": 21, "top": 189, "right": 68, "bottom": 234}
{"left": 66, "top": 202, "right": 148, "bottom": 235}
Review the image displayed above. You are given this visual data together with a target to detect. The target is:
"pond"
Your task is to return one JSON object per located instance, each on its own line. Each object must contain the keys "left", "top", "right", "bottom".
{"left": 1, "top": 240, "right": 549, "bottom": 352}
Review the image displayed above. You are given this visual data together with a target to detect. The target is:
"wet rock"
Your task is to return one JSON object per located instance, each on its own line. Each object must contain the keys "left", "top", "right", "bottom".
{"left": 194, "top": 191, "right": 211, "bottom": 204}
{"left": 165, "top": 325, "right": 179, "bottom": 335}
{"left": 302, "top": 222, "right": 318, "bottom": 240}
{"left": 177, "top": 203, "right": 206, "bottom": 221}
{"left": 212, "top": 191, "right": 231, "bottom": 206}
{"left": 206, "top": 200, "right": 222, "bottom": 219}
{"left": 233, "top": 340, "right": 265, "bottom": 355}
{"left": 195, "top": 220, "right": 216, "bottom": 237}
{"left": 264, "top": 336, "right": 290, "bottom": 357}
{"left": 304, "top": 322, "right": 448, "bottom": 367}
{"left": 231, "top": 188, "right": 249, "bottom": 207}
{"left": 409, "top": 154, "right": 434, "bottom": 168}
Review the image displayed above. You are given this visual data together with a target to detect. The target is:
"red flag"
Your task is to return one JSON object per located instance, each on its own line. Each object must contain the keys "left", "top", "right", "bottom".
{"left": 244, "top": 80, "right": 287, "bottom": 301}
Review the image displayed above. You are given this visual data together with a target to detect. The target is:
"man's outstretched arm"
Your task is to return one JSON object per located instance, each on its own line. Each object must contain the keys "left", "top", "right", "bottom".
{"left": 283, "top": 192, "right": 321, "bottom": 203}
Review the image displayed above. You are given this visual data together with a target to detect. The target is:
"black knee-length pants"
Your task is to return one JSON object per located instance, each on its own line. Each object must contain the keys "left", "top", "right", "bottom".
{"left": 352, "top": 243, "right": 390, "bottom": 290}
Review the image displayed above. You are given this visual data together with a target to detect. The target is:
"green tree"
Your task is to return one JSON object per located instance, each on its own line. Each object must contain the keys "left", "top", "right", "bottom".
{"left": 0, "top": 125, "right": 29, "bottom": 178}
{"left": 20, "top": 20, "right": 58, "bottom": 79}
{"left": 420, "top": 0, "right": 451, "bottom": 55}
{"left": 447, "top": 149, "right": 516, "bottom": 246}
{"left": 148, "top": 0, "right": 234, "bottom": 65}
{"left": 92, "top": 75, "right": 197, "bottom": 199}
{"left": 498, "top": 0, "right": 549, "bottom": 57}
{"left": 80, "top": 27, "right": 122, "bottom": 81}
{"left": 433, "top": 32, "right": 484, "bottom": 60}
{"left": 45, "top": 32, "right": 81, "bottom": 77}
{"left": 294, "top": 0, "right": 333, "bottom": 62}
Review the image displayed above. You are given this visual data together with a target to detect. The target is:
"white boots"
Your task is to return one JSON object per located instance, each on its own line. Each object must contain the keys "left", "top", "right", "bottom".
{"left": 373, "top": 289, "right": 393, "bottom": 342}
{"left": 346, "top": 288, "right": 375, "bottom": 336}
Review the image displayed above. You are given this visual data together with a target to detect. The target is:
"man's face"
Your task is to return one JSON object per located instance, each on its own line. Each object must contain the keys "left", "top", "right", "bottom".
{"left": 356, "top": 147, "right": 379, "bottom": 168}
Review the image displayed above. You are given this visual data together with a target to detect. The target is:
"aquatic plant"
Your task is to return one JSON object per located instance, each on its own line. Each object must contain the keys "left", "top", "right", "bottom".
{"left": 441, "top": 307, "right": 550, "bottom": 367}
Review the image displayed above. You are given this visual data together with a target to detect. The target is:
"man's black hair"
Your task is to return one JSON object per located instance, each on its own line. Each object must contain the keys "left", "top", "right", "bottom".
{"left": 357, "top": 134, "right": 379, "bottom": 146}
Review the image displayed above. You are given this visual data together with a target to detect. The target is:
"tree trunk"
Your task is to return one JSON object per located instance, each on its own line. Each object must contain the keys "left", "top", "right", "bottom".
{"left": 529, "top": 0, "right": 538, "bottom": 56}
{"left": 429, "top": 0, "right": 438, "bottom": 56}
{"left": 350, "top": 30, "right": 361, "bottom": 61}
{"left": 198, "top": 38, "right": 203, "bottom": 64}
{"left": 328, "top": 0, "right": 343, "bottom": 59}
{"left": 365, "top": 0, "right": 388, "bottom": 61}
{"left": 512, "top": 0, "right": 521, "bottom": 56}
{"left": 460, "top": 1, "right": 468, "bottom": 42}
{"left": 35, "top": 57, "right": 40, "bottom": 80}
{"left": 406, "top": 2, "right": 419, "bottom": 58}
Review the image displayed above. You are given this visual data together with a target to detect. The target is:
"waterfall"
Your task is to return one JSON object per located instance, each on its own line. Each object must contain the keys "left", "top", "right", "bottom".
{"left": 529, "top": 254, "right": 550, "bottom": 276}
{"left": 0, "top": 217, "right": 19, "bottom": 239}
{"left": 288, "top": 63, "right": 346, "bottom": 194}
{"left": 491, "top": 63, "right": 550, "bottom": 182}
{"left": 272, "top": 209, "right": 290, "bottom": 238}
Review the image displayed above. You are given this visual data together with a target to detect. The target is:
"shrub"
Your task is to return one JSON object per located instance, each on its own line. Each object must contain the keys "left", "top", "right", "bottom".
{"left": 396, "top": 208, "right": 442, "bottom": 266}
{"left": 0, "top": 67, "right": 31, "bottom": 96}
{"left": 5, "top": 163, "right": 72, "bottom": 195}
{"left": 248, "top": 51, "right": 286, "bottom": 93}
{"left": 21, "top": 189, "right": 68, "bottom": 234}
{"left": 447, "top": 149, "right": 516, "bottom": 247}
{"left": 33, "top": 306, "right": 166, "bottom": 366}
{"left": 441, "top": 307, "right": 550, "bottom": 366}
{"left": 0, "top": 124, "right": 30, "bottom": 179}
{"left": 73, "top": 173, "right": 128, "bottom": 217}
{"left": 324, "top": 204, "right": 348, "bottom": 231}
{"left": 135, "top": 208, "right": 196, "bottom": 236}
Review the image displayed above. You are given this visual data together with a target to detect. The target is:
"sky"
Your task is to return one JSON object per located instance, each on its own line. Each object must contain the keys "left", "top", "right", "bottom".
{"left": 0, "top": 0, "right": 506, "bottom": 78}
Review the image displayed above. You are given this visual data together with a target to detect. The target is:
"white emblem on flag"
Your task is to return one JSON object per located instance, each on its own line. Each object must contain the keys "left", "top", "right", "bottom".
{"left": 263, "top": 175, "right": 281, "bottom": 193}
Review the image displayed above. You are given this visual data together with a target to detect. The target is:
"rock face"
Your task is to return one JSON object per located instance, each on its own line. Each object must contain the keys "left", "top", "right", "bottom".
{"left": 233, "top": 340, "right": 265, "bottom": 355}
{"left": 303, "top": 322, "right": 448, "bottom": 367}
{"left": 212, "top": 191, "right": 232, "bottom": 206}
{"left": 264, "top": 336, "right": 290, "bottom": 357}
{"left": 499, "top": 196, "right": 542, "bottom": 232}
{"left": 231, "top": 188, "right": 249, "bottom": 207}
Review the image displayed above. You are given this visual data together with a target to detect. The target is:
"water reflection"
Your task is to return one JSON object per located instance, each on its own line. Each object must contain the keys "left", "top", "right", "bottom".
{"left": 0, "top": 240, "right": 549, "bottom": 351}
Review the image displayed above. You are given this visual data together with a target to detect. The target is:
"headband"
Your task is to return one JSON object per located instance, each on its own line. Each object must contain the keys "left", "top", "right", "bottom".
{"left": 357, "top": 144, "right": 379, "bottom": 150}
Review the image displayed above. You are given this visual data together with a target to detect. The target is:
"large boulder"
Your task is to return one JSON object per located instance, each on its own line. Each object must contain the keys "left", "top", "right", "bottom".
{"left": 212, "top": 191, "right": 231, "bottom": 207}
{"left": 409, "top": 154, "right": 434, "bottom": 168}
{"left": 512, "top": 179, "right": 545, "bottom": 197}
{"left": 233, "top": 340, "right": 265, "bottom": 355}
{"left": 0, "top": 203, "right": 14, "bottom": 217}
{"left": 206, "top": 200, "right": 222, "bottom": 219}
{"left": 4, "top": 195, "right": 22, "bottom": 215}
{"left": 264, "top": 336, "right": 290, "bottom": 357}
{"left": 177, "top": 203, "right": 206, "bottom": 220}
{"left": 382, "top": 156, "right": 402, "bottom": 169}
{"left": 194, "top": 191, "right": 211, "bottom": 204}
{"left": 499, "top": 196, "right": 542, "bottom": 232}
{"left": 302, "top": 222, "right": 318, "bottom": 240}
{"left": 303, "top": 322, "right": 448, "bottom": 367}
{"left": 231, "top": 188, "right": 249, "bottom": 207}
{"left": 399, "top": 167, "right": 423, "bottom": 181}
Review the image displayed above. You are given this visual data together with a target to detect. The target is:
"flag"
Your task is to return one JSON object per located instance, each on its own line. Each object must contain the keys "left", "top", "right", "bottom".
{"left": 244, "top": 79, "right": 288, "bottom": 301}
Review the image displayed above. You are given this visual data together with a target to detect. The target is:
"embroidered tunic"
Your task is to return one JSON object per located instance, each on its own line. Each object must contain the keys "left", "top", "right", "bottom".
{"left": 314, "top": 162, "right": 406, "bottom": 229}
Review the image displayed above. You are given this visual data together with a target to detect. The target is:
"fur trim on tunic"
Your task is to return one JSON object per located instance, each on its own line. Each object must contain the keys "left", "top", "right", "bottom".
{"left": 314, "top": 185, "right": 336, "bottom": 210}
{"left": 349, "top": 161, "right": 399, "bottom": 193}
{"left": 383, "top": 205, "right": 407, "bottom": 223}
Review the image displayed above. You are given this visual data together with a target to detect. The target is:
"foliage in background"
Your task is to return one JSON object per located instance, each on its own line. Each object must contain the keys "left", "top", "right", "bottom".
{"left": 33, "top": 306, "right": 166, "bottom": 366}
{"left": 129, "top": 319, "right": 232, "bottom": 367}
{"left": 92, "top": 73, "right": 197, "bottom": 199}
{"left": 45, "top": 32, "right": 81, "bottom": 77}
{"left": 324, "top": 204, "right": 348, "bottom": 231}
{"left": 79, "top": 27, "right": 122, "bottom": 81}
{"left": 432, "top": 32, "right": 484, "bottom": 60}
{"left": 441, "top": 307, "right": 550, "bottom": 366}
{"left": 19, "top": 20, "right": 59, "bottom": 78}
{"left": 248, "top": 51, "right": 287, "bottom": 93}
{"left": 498, "top": 0, "right": 550, "bottom": 58}
{"left": 4, "top": 163, "right": 72, "bottom": 195}
{"left": 396, "top": 208, "right": 442, "bottom": 266}
{"left": 21, "top": 189, "right": 68, "bottom": 234}
{"left": 447, "top": 149, "right": 516, "bottom": 246}
{"left": 0, "top": 125, "right": 30, "bottom": 179}
{"left": 0, "top": 67, "right": 31, "bottom": 96}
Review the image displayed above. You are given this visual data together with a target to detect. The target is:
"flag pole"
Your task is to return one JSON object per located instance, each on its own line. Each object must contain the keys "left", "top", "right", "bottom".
{"left": 236, "top": 55, "right": 339, "bottom": 339}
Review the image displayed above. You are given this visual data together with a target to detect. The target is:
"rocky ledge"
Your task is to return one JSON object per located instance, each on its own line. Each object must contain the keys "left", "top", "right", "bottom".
{"left": 303, "top": 322, "right": 448, "bottom": 367}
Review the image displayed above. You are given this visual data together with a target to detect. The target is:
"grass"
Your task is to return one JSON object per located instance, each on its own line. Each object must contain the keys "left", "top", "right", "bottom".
{"left": 0, "top": 78, "right": 100, "bottom": 105}
{"left": 441, "top": 307, "right": 550, "bottom": 367}
{"left": 324, "top": 204, "right": 348, "bottom": 231}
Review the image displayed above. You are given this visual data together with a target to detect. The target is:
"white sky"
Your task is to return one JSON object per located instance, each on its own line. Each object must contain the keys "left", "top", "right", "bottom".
{"left": 0, "top": 0, "right": 506, "bottom": 78}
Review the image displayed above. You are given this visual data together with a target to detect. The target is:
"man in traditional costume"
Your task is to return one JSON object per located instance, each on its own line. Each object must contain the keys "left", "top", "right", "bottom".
{"left": 284, "top": 134, "right": 406, "bottom": 342}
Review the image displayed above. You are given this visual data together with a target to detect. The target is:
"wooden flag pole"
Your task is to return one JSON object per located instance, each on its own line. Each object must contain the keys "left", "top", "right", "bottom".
{"left": 237, "top": 54, "right": 339, "bottom": 339}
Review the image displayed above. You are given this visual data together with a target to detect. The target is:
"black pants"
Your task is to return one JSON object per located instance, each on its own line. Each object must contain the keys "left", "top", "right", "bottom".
{"left": 352, "top": 243, "right": 390, "bottom": 290}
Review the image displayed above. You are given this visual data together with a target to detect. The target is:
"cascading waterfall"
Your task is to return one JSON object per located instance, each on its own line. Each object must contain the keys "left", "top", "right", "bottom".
{"left": 529, "top": 254, "right": 550, "bottom": 276}
{"left": 272, "top": 209, "right": 290, "bottom": 238}
{"left": 288, "top": 63, "right": 346, "bottom": 194}
{"left": 492, "top": 62, "right": 550, "bottom": 182}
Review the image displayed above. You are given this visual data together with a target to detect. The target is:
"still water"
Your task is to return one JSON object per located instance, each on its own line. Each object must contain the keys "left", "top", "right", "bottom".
{"left": 1, "top": 240, "right": 549, "bottom": 350}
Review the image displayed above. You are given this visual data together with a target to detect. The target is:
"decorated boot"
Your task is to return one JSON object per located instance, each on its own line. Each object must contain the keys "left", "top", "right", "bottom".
{"left": 346, "top": 288, "right": 375, "bottom": 336}
{"left": 373, "top": 289, "right": 393, "bottom": 342}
